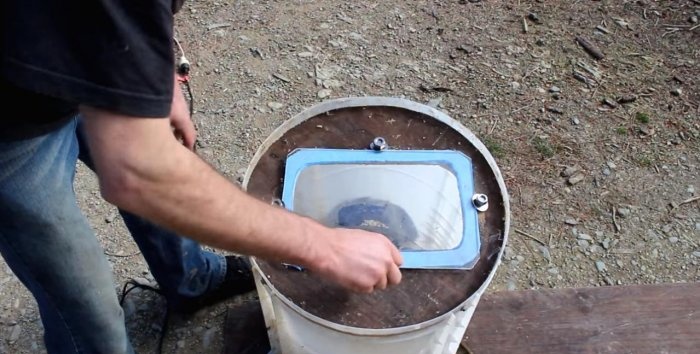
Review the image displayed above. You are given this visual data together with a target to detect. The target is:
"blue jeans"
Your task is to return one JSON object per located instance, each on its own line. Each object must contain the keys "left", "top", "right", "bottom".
{"left": 0, "top": 117, "right": 226, "bottom": 353}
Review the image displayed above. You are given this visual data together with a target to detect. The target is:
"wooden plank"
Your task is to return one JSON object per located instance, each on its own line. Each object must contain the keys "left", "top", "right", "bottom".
{"left": 462, "top": 283, "right": 700, "bottom": 354}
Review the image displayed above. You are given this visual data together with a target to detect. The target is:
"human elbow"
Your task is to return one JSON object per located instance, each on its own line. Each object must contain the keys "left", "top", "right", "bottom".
{"left": 98, "top": 169, "right": 144, "bottom": 210}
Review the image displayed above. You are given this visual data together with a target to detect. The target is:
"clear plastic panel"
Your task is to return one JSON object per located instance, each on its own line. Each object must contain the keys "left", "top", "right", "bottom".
{"left": 293, "top": 164, "right": 464, "bottom": 250}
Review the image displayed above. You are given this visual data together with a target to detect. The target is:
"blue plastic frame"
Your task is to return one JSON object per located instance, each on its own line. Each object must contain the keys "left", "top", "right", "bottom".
{"left": 282, "top": 148, "right": 481, "bottom": 269}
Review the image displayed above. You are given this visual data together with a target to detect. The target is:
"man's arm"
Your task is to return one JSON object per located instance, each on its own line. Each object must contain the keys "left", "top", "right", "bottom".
{"left": 79, "top": 98, "right": 402, "bottom": 293}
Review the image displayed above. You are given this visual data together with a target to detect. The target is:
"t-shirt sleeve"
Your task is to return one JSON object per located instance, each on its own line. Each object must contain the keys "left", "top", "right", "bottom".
{"left": 1, "top": 0, "right": 175, "bottom": 117}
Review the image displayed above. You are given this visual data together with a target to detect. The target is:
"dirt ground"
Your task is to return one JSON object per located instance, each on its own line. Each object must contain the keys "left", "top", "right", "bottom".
{"left": 1, "top": 0, "right": 698, "bottom": 353}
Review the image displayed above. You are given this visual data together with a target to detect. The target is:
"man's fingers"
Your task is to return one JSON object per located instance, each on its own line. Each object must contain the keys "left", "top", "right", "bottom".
{"left": 374, "top": 272, "right": 388, "bottom": 291}
{"left": 387, "top": 264, "right": 402, "bottom": 286}
{"left": 180, "top": 125, "right": 196, "bottom": 150}
{"left": 389, "top": 240, "right": 403, "bottom": 266}
{"left": 172, "top": 125, "right": 196, "bottom": 150}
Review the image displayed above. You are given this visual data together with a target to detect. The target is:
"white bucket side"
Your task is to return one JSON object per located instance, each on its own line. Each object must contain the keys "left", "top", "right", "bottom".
{"left": 243, "top": 97, "right": 510, "bottom": 354}
{"left": 255, "top": 266, "right": 481, "bottom": 354}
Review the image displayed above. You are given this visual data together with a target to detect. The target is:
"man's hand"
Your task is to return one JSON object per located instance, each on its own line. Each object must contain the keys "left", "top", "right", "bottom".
{"left": 314, "top": 228, "right": 403, "bottom": 293}
{"left": 170, "top": 76, "right": 196, "bottom": 150}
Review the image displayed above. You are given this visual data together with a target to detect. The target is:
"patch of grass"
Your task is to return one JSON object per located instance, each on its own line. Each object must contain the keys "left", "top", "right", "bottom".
{"left": 533, "top": 136, "right": 555, "bottom": 158}
{"left": 483, "top": 137, "right": 505, "bottom": 158}
{"left": 635, "top": 155, "right": 653, "bottom": 167}
{"left": 636, "top": 112, "right": 650, "bottom": 124}
{"left": 616, "top": 127, "right": 628, "bottom": 135}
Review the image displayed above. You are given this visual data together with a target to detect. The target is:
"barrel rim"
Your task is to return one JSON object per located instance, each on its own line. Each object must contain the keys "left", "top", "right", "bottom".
{"left": 243, "top": 97, "right": 510, "bottom": 335}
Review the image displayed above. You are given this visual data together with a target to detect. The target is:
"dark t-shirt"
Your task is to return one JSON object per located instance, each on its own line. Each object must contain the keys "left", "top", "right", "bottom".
{"left": 0, "top": 0, "right": 182, "bottom": 140}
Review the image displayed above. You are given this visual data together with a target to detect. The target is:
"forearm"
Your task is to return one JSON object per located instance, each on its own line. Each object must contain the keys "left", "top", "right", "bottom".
{"left": 80, "top": 107, "right": 329, "bottom": 270}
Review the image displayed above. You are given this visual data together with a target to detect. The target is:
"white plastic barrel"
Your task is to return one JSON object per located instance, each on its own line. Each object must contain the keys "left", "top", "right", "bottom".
{"left": 243, "top": 97, "right": 510, "bottom": 354}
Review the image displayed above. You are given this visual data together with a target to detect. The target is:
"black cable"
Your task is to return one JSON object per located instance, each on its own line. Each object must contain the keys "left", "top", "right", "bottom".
{"left": 120, "top": 279, "right": 169, "bottom": 354}
{"left": 184, "top": 81, "right": 194, "bottom": 117}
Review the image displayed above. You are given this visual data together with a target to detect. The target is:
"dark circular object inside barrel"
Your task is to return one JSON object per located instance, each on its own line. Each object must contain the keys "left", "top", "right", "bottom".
{"left": 246, "top": 102, "right": 507, "bottom": 329}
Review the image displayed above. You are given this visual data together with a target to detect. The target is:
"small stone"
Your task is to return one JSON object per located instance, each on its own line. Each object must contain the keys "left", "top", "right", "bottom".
{"left": 696, "top": 223, "right": 700, "bottom": 231}
{"left": 602, "top": 168, "right": 611, "bottom": 176}
{"left": 617, "top": 208, "right": 630, "bottom": 218}
{"left": 590, "top": 245, "right": 604, "bottom": 253}
{"left": 537, "top": 87, "right": 546, "bottom": 94}
{"left": 9, "top": 324, "right": 21, "bottom": 343}
{"left": 176, "top": 340, "right": 185, "bottom": 348}
{"left": 669, "top": 237, "right": 679, "bottom": 244}
{"left": 549, "top": 86, "right": 560, "bottom": 93}
{"left": 572, "top": 117, "right": 580, "bottom": 125}
{"left": 662, "top": 224, "right": 673, "bottom": 234}
{"left": 578, "top": 234, "right": 593, "bottom": 241}
{"left": 639, "top": 126, "right": 655, "bottom": 136}
{"left": 595, "top": 260, "right": 607, "bottom": 273}
{"left": 133, "top": 277, "right": 154, "bottom": 287}
{"left": 546, "top": 106, "right": 564, "bottom": 114}
{"left": 427, "top": 97, "right": 443, "bottom": 108}
{"left": 565, "top": 218, "right": 579, "bottom": 226}
{"left": 690, "top": 15, "right": 699, "bottom": 24}
{"left": 267, "top": 102, "right": 284, "bottom": 111}
{"left": 506, "top": 280, "right": 517, "bottom": 291}
{"left": 602, "top": 238, "right": 611, "bottom": 250}
{"left": 568, "top": 173, "right": 585, "bottom": 185}
{"left": 317, "top": 89, "right": 332, "bottom": 99}
{"left": 670, "top": 88, "right": 682, "bottom": 96}
{"left": 272, "top": 73, "right": 291, "bottom": 83}
{"left": 297, "top": 51, "right": 314, "bottom": 58}
{"left": 547, "top": 268, "right": 559, "bottom": 275}
{"left": 105, "top": 213, "right": 117, "bottom": 224}
{"left": 456, "top": 44, "right": 475, "bottom": 54}
{"left": 510, "top": 81, "right": 521, "bottom": 90}
{"left": 315, "top": 66, "right": 339, "bottom": 80}
{"left": 607, "top": 161, "right": 617, "bottom": 169}
{"left": 617, "top": 95, "right": 637, "bottom": 104}
{"left": 539, "top": 246, "right": 551, "bottom": 262}
{"left": 603, "top": 98, "right": 618, "bottom": 108}
{"left": 687, "top": 185, "right": 695, "bottom": 195}
{"left": 528, "top": 12, "right": 541, "bottom": 23}
{"left": 322, "top": 79, "right": 343, "bottom": 89}
{"left": 578, "top": 239, "right": 590, "bottom": 248}
{"left": 561, "top": 166, "right": 579, "bottom": 177}
{"left": 516, "top": 255, "right": 525, "bottom": 262}
{"left": 645, "top": 229, "right": 660, "bottom": 241}
{"left": 692, "top": 251, "right": 700, "bottom": 258}
{"left": 202, "top": 328, "right": 216, "bottom": 348}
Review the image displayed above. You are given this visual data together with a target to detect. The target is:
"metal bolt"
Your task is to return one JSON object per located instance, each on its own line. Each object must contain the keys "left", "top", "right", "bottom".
{"left": 472, "top": 194, "right": 489, "bottom": 212}
{"left": 369, "top": 137, "right": 388, "bottom": 151}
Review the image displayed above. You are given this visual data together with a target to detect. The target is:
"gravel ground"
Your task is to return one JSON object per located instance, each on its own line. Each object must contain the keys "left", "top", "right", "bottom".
{"left": 2, "top": 1, "right": 699, "bottom": 353}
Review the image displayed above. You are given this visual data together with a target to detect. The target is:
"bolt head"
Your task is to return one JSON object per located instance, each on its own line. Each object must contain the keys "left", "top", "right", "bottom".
{"left": 370, "top": 137, "right": 388, "bottom": 151}
{"left": 472, "top": 194, "right": 489, "bottom": 212}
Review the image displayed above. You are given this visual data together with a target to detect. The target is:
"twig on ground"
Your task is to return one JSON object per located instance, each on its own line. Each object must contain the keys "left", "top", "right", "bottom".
{"left": 576, "top": 36, "right": 605, "bottom": 60}
{"left": 514, "top": 228, "right": 547, "bottom": 246}
{"left": 678, "top": 196, "right": 700, "bottom": 207}
{"left": 105, "top": 250, "right": 142, "bottom": 258}
{"left": 612, "top": 206, "right": 621, "bottom": 233}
